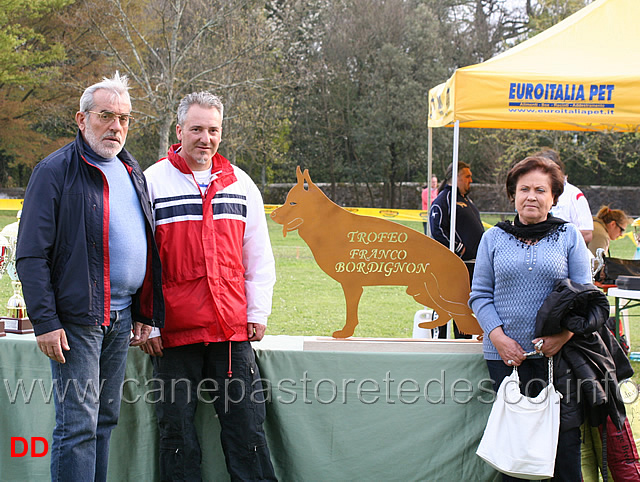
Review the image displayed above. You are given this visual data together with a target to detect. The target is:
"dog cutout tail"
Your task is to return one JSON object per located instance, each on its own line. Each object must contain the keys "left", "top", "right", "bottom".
{"left": 421, "top": 272, "right": 483, "bottom": 335}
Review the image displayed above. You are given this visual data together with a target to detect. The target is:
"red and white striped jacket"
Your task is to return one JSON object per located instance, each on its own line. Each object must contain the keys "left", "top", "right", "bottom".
{"left": 144, "top": 144, "right": 275, "bottom": 347}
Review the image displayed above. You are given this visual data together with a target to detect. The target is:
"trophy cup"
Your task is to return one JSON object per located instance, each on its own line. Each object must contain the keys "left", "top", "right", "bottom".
{"left": 0, "top": 233, "right": 9, "bottom": 337}
{"left": 0, "top": 213, "right": 33, "bottom": 334}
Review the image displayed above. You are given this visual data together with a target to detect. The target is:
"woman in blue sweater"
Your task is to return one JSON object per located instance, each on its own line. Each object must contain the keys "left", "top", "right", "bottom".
{"left": 470, "top": 156, "right": 592, "bottom": 481}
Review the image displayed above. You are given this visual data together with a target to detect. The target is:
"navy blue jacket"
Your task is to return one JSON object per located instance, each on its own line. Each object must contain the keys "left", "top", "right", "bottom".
{"left": 16, "top": 131, "right": 164, "bottom": 336}
{"left": 428, "top": 184, "right": 484, "bottom": 261}
{"left": 536, "top": 279, "right": 631, "bottom": 430}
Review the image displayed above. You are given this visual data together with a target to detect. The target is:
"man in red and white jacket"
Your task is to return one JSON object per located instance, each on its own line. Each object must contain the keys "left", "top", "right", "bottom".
{"left": 141, "top": 91, "right": 277, "bottom": 481}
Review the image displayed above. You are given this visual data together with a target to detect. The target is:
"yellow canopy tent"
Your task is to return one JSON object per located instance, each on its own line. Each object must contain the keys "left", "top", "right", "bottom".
{"left": 429, "top": 0, "right": 640, "bottom": 133}
{"left": 426, "top": 0, "right": 640, "bottom": 250}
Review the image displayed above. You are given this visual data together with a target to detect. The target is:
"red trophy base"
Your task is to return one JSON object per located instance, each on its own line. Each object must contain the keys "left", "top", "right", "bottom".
{"left": 1, "top": 317, "right": 33, "bottom": 334}
{"left": 0, "top": 320, "right": 5, "bottom": 337}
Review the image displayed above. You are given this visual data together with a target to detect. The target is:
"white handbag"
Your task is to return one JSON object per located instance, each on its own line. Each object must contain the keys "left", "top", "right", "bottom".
{"left": 476, "top": 358, "right": 561, "bottom": 479}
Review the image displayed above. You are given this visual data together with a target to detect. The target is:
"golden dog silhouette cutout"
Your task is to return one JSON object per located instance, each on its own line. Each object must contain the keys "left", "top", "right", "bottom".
{"left": 271, "top": 167, "right": 482, "bottom": 338}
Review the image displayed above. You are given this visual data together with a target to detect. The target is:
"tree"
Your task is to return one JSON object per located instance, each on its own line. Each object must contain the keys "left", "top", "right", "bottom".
{"left": 71, "top": 0, "right": 287, "bottom": 167}
{"left": 0, "top": 0, "right": 71, "bottom": 85}
{"left": 279, "top": 0, "right": 527, "bottom": 205}
{"left": 446, "top": 0, "right": 531, "bottom": 66}
{"left": 524, "top": 0, "right": 592, "bottom": 34}
{"left": 0, "top": 0, "right": 74, "bottom": 186}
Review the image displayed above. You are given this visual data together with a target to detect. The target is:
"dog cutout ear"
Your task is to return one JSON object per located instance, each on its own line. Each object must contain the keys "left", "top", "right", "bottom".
{"left": 302, "top": 169, "right": 312, "bottom": 191}
{"left": 294, "top": 166, "right": 312, "bottom": 191}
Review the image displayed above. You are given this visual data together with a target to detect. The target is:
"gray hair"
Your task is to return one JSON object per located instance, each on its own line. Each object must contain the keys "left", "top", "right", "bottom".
{"left": 79, "top": 72, "right": 131, "bottom": 112}
{"left": 177, "top": 91, "right": 224, "bottom": 126}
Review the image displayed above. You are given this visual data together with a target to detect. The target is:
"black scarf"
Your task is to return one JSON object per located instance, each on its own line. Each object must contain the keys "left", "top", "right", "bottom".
{"left": 496, "top": 215, "right": 567, "bottom": 243}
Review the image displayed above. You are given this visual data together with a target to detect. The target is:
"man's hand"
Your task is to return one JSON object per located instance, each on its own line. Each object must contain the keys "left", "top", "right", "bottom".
{"left": 36, "top": 329, "right": 70, "bottom": 364}
{"left": 140, "top": 336, "right": 164, "bottom": 357}
{"left": 130, "top": 322, "right": 151, "bottom": 346}
{"left": 247, "top": 323, "right": 266, "bottom": 341}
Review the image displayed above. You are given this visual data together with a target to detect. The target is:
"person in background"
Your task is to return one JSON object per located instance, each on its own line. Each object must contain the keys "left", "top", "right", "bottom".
{"left": 429, "top": 161, "right": 484, "bottom": 338}
{"left": 582, "top": 203, "right": 640, "bottom": 479}
{"left": 140, "top": 91, "right": 277, "bottom": 481}
{"left": 534, "top": 147, "right": 594, "bottom": 243}
{"left": 469, "top": 156, "right": 591, "bottom": 481}
{"left": 421, "top": 175, "right": 439, "bottom": 234}
{"left": 15, "top": 73, "right": 164, "bottom": 481}
{"left": 588, "top": 205, "right": 629, "bottom": 256}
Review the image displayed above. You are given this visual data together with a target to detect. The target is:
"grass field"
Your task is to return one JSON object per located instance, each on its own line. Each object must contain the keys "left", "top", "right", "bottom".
{"left": 267, "top": 213, "right": 640, "bottom": 386}
{"left": 268, "top": 214, "right": 639, "bottom": 336}
{"left": 3, "top": 209, "right": 640, "bottom": 379}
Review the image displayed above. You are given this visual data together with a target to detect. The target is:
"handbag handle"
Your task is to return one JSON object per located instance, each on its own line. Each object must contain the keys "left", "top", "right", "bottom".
{"left": 513, "top": 356, "right": 553, "bottom": 386}
{"left": 522, "top": 339, "right": 553, "bottom": 385}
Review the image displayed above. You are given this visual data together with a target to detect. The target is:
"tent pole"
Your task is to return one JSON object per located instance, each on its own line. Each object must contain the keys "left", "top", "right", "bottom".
{"left": 443, "top": 121, "right": 460, "bottom": 340}
{"left": 449, "top": 121, "right": 459, "bottom": 253}
{"left": 426, "top": 127, "right": 433, "bottom": 236}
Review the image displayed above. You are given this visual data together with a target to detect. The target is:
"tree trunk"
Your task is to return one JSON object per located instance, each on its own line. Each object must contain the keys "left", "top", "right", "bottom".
{"left": 158, "top": 115, "right": 173, "bottom": 160}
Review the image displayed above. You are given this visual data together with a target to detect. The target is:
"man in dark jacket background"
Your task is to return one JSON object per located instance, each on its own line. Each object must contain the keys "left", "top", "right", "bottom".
{"left": 16, "top": 73, "right": 164, "bottom": 482}
{"left": 429, "top": 161, "right": 484, "bottom": 339}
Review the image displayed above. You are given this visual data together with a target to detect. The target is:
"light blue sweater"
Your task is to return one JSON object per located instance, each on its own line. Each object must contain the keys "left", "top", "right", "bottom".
{"left": 85, "top": 149, "right": 148, "bottom": 311}
{"left": 469, "top": 223, "right": 592, "bottom": 360}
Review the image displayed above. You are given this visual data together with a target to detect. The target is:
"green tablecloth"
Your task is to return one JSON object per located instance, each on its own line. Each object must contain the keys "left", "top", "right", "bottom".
{"left": 0, "top": 334, "right": 499, "bottom": 481}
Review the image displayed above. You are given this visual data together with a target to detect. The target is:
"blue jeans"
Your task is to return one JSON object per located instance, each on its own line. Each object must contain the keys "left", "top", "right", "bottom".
{"left": 486, "top": 358, "right": 582, "bottom": 482}
{"left": 49, "top": 307, "right": 132, "bottom": 482}
{"left": 153, "top": 341, "right": 277, "bottom": 481}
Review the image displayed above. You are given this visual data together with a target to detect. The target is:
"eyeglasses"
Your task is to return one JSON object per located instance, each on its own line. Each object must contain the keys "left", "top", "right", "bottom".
{"left": 616, "top": 223, "right": 626, "bottom": 234}
{"left": 87, "top": 111, "right": 134, "bottom": 126}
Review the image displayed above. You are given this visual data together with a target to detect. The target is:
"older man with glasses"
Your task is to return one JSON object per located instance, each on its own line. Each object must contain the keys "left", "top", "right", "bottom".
{"left": 16, "top": 72, "right": 164, "bottom": 482}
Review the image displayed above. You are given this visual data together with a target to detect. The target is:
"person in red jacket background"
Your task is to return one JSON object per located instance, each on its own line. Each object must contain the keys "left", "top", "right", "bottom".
{"left": 421, "top": 175, "right": 438, "bottom": 234}
{"left": 141, "top": 91, "right": 277, "bottom": 481}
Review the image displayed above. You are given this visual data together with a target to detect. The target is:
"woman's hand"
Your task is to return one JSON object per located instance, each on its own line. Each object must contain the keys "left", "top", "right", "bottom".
{"left": 532, "top": 330, "right": 573, "bottom": 357}
{"left": 489, "top": 327, "right": 526, "bottom": 366}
